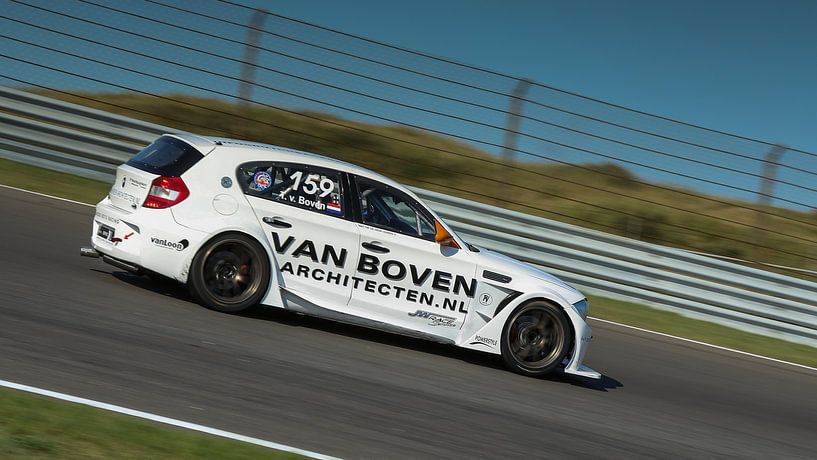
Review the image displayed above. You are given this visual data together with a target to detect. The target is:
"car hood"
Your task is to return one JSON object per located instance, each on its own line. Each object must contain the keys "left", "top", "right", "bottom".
{"left": 473, "top": 248, "right": 584, "bottom": 304}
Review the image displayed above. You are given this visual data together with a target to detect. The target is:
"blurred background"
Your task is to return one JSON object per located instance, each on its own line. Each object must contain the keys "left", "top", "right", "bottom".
{"left": 1, "top": 0, "right": 816, "bottom": 277}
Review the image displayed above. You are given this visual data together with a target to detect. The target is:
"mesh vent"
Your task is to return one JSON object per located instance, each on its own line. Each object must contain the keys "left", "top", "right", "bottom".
{"left": 483, "top": 270, "right": 512, "bottom": 284}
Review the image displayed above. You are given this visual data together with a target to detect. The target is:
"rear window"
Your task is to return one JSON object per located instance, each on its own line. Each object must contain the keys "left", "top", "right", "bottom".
{"left": 126, "top": 136, "right": 204, "bottom": 177}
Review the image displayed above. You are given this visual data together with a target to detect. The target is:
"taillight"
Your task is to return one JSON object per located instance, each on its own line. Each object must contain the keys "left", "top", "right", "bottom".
{"left": 143, "top": 176, "right": 190, "bottom": 209}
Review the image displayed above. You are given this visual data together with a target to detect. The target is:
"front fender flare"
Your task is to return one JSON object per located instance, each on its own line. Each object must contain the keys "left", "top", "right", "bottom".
{"left": 459, "top": 291, "right": 594, "bottom": 376}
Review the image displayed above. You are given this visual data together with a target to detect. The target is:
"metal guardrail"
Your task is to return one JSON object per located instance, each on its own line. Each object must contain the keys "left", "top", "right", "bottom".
{"left": 2, "top": 86, "right": 816, "bottom": 347}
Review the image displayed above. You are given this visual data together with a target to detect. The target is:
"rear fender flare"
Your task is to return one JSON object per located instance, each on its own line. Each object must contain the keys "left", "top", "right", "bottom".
{"left": 187, "top": 227, "right": 283, "bottom": 308}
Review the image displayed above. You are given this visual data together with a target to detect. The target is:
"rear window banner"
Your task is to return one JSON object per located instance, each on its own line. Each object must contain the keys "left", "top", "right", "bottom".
{"left": 242, "top": 163, "right": 344, "bottom": 216}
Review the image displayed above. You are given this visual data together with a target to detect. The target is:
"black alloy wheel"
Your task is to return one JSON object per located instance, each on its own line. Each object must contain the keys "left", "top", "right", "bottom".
{"left": 500, "top": 301, "right": 573, "bottom": 377}
{"left": 189, "top": 233, "right": 270, "bottom": 313}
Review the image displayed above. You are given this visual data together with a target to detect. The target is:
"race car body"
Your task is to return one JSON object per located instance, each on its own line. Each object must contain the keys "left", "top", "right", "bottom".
{"left": 84, "top": 133, "right": 600, "bottom": 379}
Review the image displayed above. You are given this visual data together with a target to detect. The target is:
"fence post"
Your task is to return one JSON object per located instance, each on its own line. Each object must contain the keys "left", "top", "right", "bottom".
{"left": 755, "top": 144, "right": 787, "bottom": 261}
{"left": 237, "top": 9, "right": 269, "bottom": 113}
{"left": 501, "top": 79, "right": 533, "bottom": 166}
{"left": 498, "top": 79, "right": 533, "bottom": 206}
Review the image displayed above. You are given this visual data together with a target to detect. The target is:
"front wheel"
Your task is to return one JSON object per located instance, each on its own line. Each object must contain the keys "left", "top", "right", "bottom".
{"left": 188, "top": 233, "right": 270, "bottom": 313}
{"left": 500, "top": 301, "right": 573, "bottom": 377}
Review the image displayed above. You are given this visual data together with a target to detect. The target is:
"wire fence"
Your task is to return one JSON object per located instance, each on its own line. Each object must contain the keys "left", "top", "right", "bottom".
{"left": 1, "top": 0, "right": 816, "bottom": 275}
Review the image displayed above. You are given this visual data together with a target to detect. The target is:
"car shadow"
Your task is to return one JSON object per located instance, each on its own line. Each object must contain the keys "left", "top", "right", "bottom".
{"left": 549, "top": 373, "right": 623, "bottom": 392}
{"left": 107, "top": 270, "right": 195, "bottom": 302}
{"left": 105, "top": 269, "right": 623, "bottom": 391}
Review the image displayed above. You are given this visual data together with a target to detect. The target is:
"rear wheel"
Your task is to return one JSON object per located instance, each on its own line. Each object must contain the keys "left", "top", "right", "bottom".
{"left": 189, "top": 233, "right": 270, "bottom": 313}
{"left": 500, "top": 301, "right": 573, "bottom": 377}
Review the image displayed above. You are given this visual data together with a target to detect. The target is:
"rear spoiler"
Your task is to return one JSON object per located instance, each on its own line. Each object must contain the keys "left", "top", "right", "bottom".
{"left": 163, "top": 133, "right": 218, "bottom": 156}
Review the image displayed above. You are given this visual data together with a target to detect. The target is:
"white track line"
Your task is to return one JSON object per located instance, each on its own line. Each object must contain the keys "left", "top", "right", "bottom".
{"left": 589, "top": 316, "right": 817, "bottom": 373}
{"left": 0, "top": 379, "right": 341, "bottom": 460}
{"left": 0, "top": 183, "right": 94, "bottom": 207}
{"left": 3, "top": 182, "right": 815, "bottom": 374}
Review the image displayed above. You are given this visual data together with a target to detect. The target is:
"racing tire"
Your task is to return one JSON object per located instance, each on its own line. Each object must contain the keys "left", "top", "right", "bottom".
{"left": 188, "top": 233, "right": 270, "bottom": 313}
{"left": 500, "top": 300, "right": 573, "bottom": 377}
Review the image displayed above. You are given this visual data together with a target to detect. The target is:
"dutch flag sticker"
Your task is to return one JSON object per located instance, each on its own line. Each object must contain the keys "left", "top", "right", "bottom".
{"left": 326, "top": 202, "right": 342, "bottom": 214}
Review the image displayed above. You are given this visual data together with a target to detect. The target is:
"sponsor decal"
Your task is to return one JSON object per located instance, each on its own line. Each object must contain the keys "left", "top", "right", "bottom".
{"left": 408, "top": 310, "right": 457, "bottom": 327}
{"left": 286, "top": 194, "right": 327, "bottom": 211}
{"left": 272, "top": 233, "right": 476, "bottom": 314}
{"left": 112, "top": 231, "right": 133, "bottom": 245}
{"left": 128, "top": 177, "right": 148, "bottom": 189}
{"left": 270, "top": 170, "right": 341, "bottom": 213}
{"left": 253, "top": 171, "right": 272, "bottom": 191}
{"left": 279, "top": 262, "right": 470, "bottom": 312}
{"left": 470, "top": 335, "right": 498, "bottom": 347}
{"left": 221, "top": 176, "right": 233, "bottom": 188}
{"left": 150, "top": 237, "right": 189, "bottom": 251}
{"left": 478, "top": 293, "right": 493, "bottom": 306}
{"left": 95, "top": 212, "right": 119, "bottom": 226}
{"left": 121, "top": 175, "right": 147, "bottom": 189}
{"left": 110, "top": 188, "right": 137, "bottom": 206}
{"left": 288, "top": 170, "right": 335, "bottom": 198}
{"left": 360, "top": 224, "right": 396, "bottom": 236}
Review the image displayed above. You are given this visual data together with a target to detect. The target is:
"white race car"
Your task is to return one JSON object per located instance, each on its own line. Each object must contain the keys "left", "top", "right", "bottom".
{"left": 82, "top": 134, "right": 600, "bottom": 379}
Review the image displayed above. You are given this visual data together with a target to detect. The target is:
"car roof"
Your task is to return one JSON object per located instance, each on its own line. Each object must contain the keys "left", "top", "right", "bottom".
{"left": 171, "top": 133, "right": 406, "bottom": 190}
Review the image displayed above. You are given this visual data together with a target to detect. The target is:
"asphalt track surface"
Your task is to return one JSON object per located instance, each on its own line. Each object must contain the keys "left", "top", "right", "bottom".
{"left": 1, "top": 186, "right": 816, "bottom": 459}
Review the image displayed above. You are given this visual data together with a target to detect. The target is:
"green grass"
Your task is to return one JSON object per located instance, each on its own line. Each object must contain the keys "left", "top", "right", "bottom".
{"left": 2, "top": 156, "right": 815, "bottom": 367}
{"left": 0, "top": 387, "right": 304, "bottom": 459}
{"left": 0, "top": 158, "right": 109, "bottom": 204}
{"left": 588, "top": 295, "right": 817, "bottom": 368}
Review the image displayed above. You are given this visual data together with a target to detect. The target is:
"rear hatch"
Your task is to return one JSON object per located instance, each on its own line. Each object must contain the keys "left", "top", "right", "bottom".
{"left": 109, "top": 165, "right": 157, "bottom": 211}
{"left": 108, "top": 135, "right": 207, "bottom": 211}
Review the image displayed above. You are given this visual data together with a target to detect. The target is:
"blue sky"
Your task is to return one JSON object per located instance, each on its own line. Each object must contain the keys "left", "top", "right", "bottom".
{"left": 2, "top": 0, "right": 815, "bottom": 209}
{"left": 264, "top": 0, "right": 816, "bottom": 152}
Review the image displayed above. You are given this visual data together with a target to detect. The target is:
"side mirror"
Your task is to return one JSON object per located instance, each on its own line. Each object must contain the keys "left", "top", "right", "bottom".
{"left": 435, "top": 220, "right": 461, "bottom": 249}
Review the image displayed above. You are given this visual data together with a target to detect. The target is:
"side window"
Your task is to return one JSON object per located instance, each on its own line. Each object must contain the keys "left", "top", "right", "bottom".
{"left": 355, "top": 178, "right": 436, "bottom": 240}
{"left": 239, "top": 162, "right": 345, "bottom": 217}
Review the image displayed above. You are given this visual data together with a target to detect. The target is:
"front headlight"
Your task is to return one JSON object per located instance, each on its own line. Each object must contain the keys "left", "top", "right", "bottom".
{"left": 573, "top": 299, "right": 589, "bottom": 320}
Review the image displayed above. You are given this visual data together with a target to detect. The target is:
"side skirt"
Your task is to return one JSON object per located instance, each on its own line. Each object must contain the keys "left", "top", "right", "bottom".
{"left": 280, "top": 289, "right": 455, "bottom": 345}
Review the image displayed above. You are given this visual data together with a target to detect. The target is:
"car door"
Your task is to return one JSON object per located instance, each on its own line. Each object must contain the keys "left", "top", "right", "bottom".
{"left": 238, "top": 161, "right": 360, "bottom": 308}
{"left": 346, "top": 176, "right": 478, "bottom": 342}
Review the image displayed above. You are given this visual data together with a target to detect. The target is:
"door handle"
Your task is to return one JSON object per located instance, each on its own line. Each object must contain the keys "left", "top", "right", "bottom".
{"left": 362, "top": 241, "right": 390, "bottom": 253}
{"left": 262, "top": 216, "right": 292, "bottom": 228}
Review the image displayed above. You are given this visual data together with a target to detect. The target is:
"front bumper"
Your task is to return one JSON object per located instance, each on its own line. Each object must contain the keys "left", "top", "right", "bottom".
{"left": 562, "top": 318, "right": 601, "bottom": 379}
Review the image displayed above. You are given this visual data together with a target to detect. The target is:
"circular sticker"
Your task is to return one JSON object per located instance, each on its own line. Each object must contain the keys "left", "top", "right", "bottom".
{"left": 221, "top": 176, "right": 233, "bottom": 188}
{"left": 479, "top": 293, "right": 493, "bottom": 306}
{"left": 253, "top": 171, "right": 272, "bottom": 191}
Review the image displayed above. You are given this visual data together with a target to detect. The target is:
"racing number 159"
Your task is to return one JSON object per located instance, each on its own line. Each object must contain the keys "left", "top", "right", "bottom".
{"left": 290, "top": 171, "right": 334, "bottom": 197}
